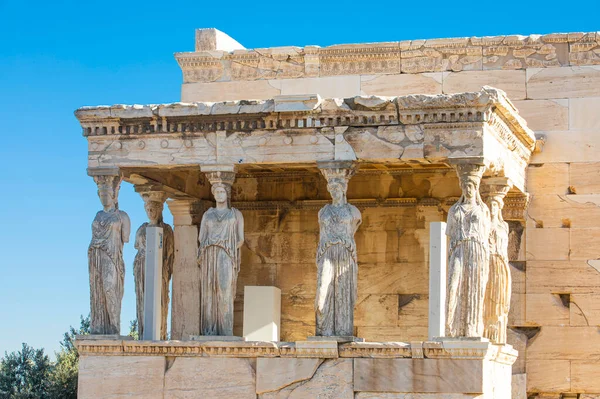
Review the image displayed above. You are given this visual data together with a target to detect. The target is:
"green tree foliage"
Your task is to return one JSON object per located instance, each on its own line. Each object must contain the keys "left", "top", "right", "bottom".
{"left": 45, "top": 316, "right": 90, "bottom": 399}
{"left": 0, "top": 343, "right": 52, "bottom": 398}
{"left": 0, "top": 316, "right": 138, "bottom": 398}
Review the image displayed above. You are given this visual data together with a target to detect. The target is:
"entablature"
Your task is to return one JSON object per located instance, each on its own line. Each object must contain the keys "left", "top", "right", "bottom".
{"left": 75, "top": 87, "right": 535, "bottom": 193}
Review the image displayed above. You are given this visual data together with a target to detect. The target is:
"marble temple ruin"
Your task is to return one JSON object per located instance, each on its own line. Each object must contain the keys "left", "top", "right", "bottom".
{"left": 74, "top": 28, "right": 600, "bottom": 398}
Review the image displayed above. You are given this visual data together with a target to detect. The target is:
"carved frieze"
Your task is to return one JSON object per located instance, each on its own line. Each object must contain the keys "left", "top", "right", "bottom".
{"left": 75, "top": 339, "right": 517, "bottom": 365}
{"left": 319, "top": 43, "right": 401, "bottom": 76}
{"left": 173, "top": 32, "right": 596, "bottom": 81}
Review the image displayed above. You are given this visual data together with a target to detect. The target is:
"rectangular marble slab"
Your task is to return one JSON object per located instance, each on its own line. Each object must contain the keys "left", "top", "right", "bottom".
{"left": 353, "top": 358, "right": 484, "bottom": 393}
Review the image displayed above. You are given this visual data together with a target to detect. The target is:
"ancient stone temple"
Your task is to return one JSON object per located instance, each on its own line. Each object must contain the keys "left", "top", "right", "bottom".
{"left": 75, "top": 28, "right": 600, "bottom": 398}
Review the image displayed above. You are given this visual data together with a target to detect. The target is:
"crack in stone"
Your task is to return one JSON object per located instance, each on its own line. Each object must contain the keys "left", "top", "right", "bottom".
{"left": 570, "top": 300, "right": 590, "bottom": 326}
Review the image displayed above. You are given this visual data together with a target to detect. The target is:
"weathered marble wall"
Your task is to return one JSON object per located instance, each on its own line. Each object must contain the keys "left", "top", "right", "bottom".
{"left": 76, "top": 339, "right": 516, "bottom": 399}
{"left": 231, "top": 170, "right": 456, "bottom": 342}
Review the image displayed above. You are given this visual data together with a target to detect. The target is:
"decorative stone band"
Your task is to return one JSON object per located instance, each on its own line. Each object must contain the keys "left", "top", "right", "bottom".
{"left": 75, "top": 88, "right": 533, "bottom": 151}
{"left": 75, "top": 339, "right": 517, "bottom": 365}
{"left": 175, "top": 32, "right": 600, "bottom": 83}
{"left": 77, "top": 88, "right": 535, "bottom": 193}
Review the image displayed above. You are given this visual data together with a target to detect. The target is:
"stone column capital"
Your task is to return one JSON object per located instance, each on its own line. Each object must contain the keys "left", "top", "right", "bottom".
{"left": 200, "top": 164, "right": 237, "bottom": 186}
{"left": 87, "top": 167, "right": 121, "bottom": 178}
{"left": 481, "top": 177, "right": 513, "bottom": 200}
{"left": 134, "top": 184, "right": 169, "bottom": 225}
{"left": 167, "top": 198, "right": 210, "bottom": 226}
{"left": 317, "top": 160, "right": 358, "bottom": 182}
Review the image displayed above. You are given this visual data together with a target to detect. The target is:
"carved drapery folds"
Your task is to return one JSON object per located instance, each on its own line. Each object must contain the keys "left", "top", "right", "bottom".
{"left": 198, "top": 165, "right": 244, "bottom": 336}
{"left": 481, "top": 177, "right": 512, "bottom": 344}
{"left": 88, "top": 170, "right": 131, "bottom": 335}
{"left": 133, "top": 188, "right": 174, "bottom": 340}
{"left": 315, "top": 161, "right": 362, "bottom": 336}
{"left": 446, "top": 163, "right": 490, "bottom": 338}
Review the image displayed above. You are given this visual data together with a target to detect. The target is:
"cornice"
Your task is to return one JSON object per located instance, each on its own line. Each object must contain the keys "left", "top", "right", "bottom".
{"left": 75, "top": 89, "right": 535, "bottom": 162}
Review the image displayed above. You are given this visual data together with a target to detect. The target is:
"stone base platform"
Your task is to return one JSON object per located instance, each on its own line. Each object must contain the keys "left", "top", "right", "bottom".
{"left": 75, "top": 338, "right": 517, "bottom": 398}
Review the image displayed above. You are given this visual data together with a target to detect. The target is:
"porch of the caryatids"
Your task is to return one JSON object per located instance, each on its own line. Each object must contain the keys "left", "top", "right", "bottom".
{"left": 445, "top": 162, "right": 490, "bottom": 338}
{"left": 481, "top": 177, "right": 512, "bottom": 344}
{"left": 133, "top": 186, "right": 174, "bottom": 340}
{"left": 315, "top": 161, "right": 362, "bottom": 338}
{"left": 87, "top": 168, "right": 131, "bottom": 335}
{"left": 167, "top": 198, "right": 208, "bottom": 340}
{"left": 198, "top": 164, "right": 244, "bottom": 336}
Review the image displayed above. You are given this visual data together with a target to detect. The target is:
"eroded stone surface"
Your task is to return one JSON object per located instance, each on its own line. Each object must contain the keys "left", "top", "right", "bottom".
{"left": 164, "top": 357, "right": 256, "bottom": 399}
{"left": 256, "top": 358, "right": 322, "bottom": 393}
{"left": 78, "top": 355, "right": 165, "bottom": 399}
{"left": 259, "top": 358, "right": 352, "bottom": 399}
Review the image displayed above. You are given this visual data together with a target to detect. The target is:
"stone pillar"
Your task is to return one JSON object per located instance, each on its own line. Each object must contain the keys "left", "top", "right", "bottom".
{"left": 314, "top": 161, "right": 362, "bottom": 338}
{"left": 198, "top": 164, "right": 244, "bottom": 337}
{"left": 445, "top": 162, "right": 489, "bottom": 338}
{"left": 167, "top": 199, "right": 206, "bottom": 340}
{"left": 428, "top": 221, "right": 447, "bottom": 340}
{"left": 143, "top": 226, "right": 163, "bottom": 340}
{"left": 481, "top": 177, "right": 513, "bottom": 344}
{"left": 87, "top": 168, "right": 130, "bottom": 336}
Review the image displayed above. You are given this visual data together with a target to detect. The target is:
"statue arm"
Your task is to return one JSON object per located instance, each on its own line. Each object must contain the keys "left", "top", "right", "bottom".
{"left": 236, "top": 209, "right": 245, "bottom": 249}
{"left": 352, "top": 205, "right": 362, "bottom": 228}
{"left": 120, "top": 211, "right": 131, "bottom": 244}
{"left": 134, "top": 225, "right": 144, "bottom": 250}
{"left": 166, "top": 225, "right": 175, "bottom": 276}
{"left": 198, "top": 213, "right": 207, "bottom": 263}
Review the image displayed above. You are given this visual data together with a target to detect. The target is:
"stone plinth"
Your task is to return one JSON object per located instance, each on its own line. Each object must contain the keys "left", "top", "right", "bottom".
{"left": 243, "top": 286, "right": 281, "bottom": 341}
{"left": 76, "top": 339, "right": 517, "bottom": 399}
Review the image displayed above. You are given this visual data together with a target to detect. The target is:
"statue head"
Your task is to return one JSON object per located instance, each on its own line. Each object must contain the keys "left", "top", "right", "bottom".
{"left": 212, "top": 183, "right": 230, "bottom": 207}
{"left": 461, "top": 176, "right": 480, "bottom": 202}
{"left": 144, "top": 200, "right": 164, "bottom": 225}
{"left": 94, "top": 175, "right": 121, "bottom": 212}
{"left": 327, "top": 179, "right": 347, "bottom": 205}
{"left": 455, "top": 164, "right": 485, "bottom": 205}
{"left": 487, "top": 197, "right": 504, "bottom": 222}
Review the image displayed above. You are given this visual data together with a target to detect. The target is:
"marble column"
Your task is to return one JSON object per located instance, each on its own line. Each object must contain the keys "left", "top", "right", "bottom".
{"left": 198, "top": 164, "right": 244, "bottom": 336}
{"left": 445, "top": 162, "right": 490, "bottom": 338}
{"left": 481, "top": 177, "right": 512, "bottom": 344}
{"left": 167, "top": 198, "right": 206, "bottom": 340}
{"left": 87, "top": 168, "right": 130, "bottom": 335}
{"left": 315, "top": 161, "right": 362, "bottom": 337}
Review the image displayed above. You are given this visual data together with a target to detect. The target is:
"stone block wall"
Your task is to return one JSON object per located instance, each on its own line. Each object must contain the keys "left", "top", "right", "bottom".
{"left": 178, "top": 32, "right": 600, "bottom": 397}
{"left": 76, "top": 340, "right": 516, "bottom": 399}
{"left": 232, "top": 170, "right": 454, "bottom": 342}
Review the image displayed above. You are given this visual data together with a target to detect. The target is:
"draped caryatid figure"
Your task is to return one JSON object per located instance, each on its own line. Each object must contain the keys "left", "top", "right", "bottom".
{"left": 446, "top": 163, "right": 490, "bottom": 338}
{"left": 482, "top": 179, "right": 512, "bottom": 344}
{"left": 198, "top": 168, "right": 244, "bottom": 336}
{"left": 88, "top": 174, "right": 130, "bottom": 335}
{"left": 315, "top": 162, "right": 362, "bottom": 337}
{"left": 133, "top": 191, "right": 174, "bottom": 340}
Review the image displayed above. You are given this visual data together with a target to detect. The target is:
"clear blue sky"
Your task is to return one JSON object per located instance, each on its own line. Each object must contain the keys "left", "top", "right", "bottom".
{"left": 0, "top": 0, "right": 597, "bottom": 356}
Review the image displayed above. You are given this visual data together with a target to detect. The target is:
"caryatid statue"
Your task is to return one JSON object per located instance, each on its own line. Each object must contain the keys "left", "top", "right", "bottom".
{"left": 198, "top": 167, "right": 244, "bottom": 336}
{"left": 88, "top": 173, "right": 131, "bottom": 335}
{"left": 315, "top": 161, "right": 362, "bottom": 337}
{"left": 446, "top": 163, "right": 490, "bottom": 338}
{"left": 133, "top": 190, "right": 174, "bottom": 340}
{"left": 482, "top": 178, "right": 512, "bottom": 344}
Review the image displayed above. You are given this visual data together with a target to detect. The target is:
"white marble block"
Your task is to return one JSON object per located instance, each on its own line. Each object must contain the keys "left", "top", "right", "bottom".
{"left": 144, "top": 226, "right": 163, "bottom": 340}
{"left": 429, "top": 222, "right": 447, "bottom": 340}
{"left": 243, "top": 286, "right": 281, "bottom": 341}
